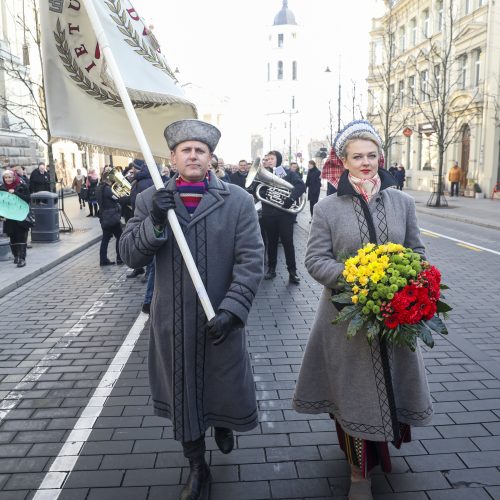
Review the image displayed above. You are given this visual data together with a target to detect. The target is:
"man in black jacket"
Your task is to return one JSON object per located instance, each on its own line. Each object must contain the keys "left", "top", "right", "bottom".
{"left": 29, "top": 163, "right": 51, "bottom": 193}
{"left": 305, "top": 160, "right": 321, "bottom": 220}
{"left": 229, "top": 159, "right": 249, "bottom": 188}
{"left": 261, "top": 150, "right": 305, "bottom": 284}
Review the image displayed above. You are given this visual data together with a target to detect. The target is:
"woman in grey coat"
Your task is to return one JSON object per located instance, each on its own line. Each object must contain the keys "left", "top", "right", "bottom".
{"left": 293, "top": 121, "right": 433, "bottom": 500}
{"left": 119, "top": 119, "right": 264, "bottom": 500}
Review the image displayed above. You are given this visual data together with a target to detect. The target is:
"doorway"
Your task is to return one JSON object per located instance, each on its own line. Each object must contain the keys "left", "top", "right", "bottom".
{"left": 460, "top": 124, "right": 470, "bottom": 187}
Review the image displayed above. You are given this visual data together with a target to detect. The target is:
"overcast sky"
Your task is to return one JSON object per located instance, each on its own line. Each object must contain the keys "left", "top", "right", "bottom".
{"left": 136, "top": 0, "right": 386, "bottom": 160}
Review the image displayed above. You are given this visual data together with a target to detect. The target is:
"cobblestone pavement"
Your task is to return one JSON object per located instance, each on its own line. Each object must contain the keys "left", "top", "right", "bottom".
{"left": 0, "top": 208, "right": 500, "bottom": 499}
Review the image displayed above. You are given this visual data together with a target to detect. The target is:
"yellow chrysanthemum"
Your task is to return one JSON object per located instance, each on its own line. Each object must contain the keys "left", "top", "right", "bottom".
{"left": 351, "top": 295, "right": 359, "bottom": 304}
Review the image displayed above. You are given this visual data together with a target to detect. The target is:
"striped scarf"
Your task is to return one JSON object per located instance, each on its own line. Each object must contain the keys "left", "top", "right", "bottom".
{"left": 175, "top": 174, "right": 209, "bottom": 214}
{"left": 348, "top": 173, "right": 381, "bottom": 202}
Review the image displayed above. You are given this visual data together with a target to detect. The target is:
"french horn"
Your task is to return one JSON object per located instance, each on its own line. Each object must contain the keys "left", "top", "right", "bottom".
{"left": 245, "top": 158, "right": 306, "bottom": 214}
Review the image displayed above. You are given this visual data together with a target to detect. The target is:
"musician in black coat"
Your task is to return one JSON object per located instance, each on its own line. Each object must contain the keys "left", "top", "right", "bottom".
{"left": 305, "top": 160, "right": 322, "bottom": 219}
{"left": 261, "top": 150, "right": 305, "bottom": 284}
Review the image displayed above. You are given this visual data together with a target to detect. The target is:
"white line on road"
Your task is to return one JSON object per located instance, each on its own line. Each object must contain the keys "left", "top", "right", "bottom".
{"left": 421, "top": 227, "right": 500, "bottom": 256}
{"left": 32, "top": 312, "right": 148, "bottom": 500}
{"left": 0, "top": 300, "right": 105, "bottom": 422}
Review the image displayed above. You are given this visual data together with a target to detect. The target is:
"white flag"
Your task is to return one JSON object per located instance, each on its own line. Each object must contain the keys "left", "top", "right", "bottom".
{"left": 40, "top": 0, "right": 197, "bottom": 157}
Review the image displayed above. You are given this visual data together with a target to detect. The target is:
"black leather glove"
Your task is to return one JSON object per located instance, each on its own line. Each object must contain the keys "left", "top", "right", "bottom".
{"left": 150, "top": 188, "right": 175, "bottom": 228}
{"left": 207, "top": 310, "right": 242, "bottom": 346}
{"left": 282, "top": 197, "right": 294, "bottom": 209}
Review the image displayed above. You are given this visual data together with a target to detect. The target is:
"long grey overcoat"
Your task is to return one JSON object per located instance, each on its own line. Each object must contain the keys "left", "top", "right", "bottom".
{"left": 119, "top": 174, "right": 264, "bottom": 442}
{"left": 293, "top": 170, "right": 433, "bottom": 443}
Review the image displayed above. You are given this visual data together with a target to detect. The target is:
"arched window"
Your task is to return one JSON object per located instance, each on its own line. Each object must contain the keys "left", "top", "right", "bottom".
{"left": 278, "top": 61, "right": 283, "bottom": 80}
{"left": 292, "top": 61, "right": 297, "bottom": 80}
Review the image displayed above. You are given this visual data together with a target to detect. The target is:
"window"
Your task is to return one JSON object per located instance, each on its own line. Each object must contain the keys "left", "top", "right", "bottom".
{"left": 267, "top": 63, "right": 270, "bottom": 82}
{"left": 410, "top": 18, "right": 417, "bottom": 45}
{"left": 399, "top": 26, "right": 406, "bottom": 53}
{"left": 436, "top": 0, "right": 443, "bottom": 31}
{"left": 459, "top": 54, "right": 467, "bottom": 89}
{"left": 398, "top": 80, "right": 405, "bottom": 108}
{"left": 278, "top": 33, "right": 284, "bottom": 48}
{"left": 422, "top": 9, "right": 430, "bottom": 37}
{"left": 464, "top": 0, "right": 471, "bottom": 14}
{"left": 408, "top": 75, "right": 415, "bottom": 104}
{"left": 277, "top": 61, "right": 283, "bottom": 80}
{"left": 420, "top": 70, "right": 429, "bottom": 101}
{"left": 292, "top": 61, "right": 297, "bottom": 80}
{"left": 434, "top": 64, "right": 441, "bottom": 95}
{"left": 389, "top": 83, "right": 395, "bottom": 107}
{"left": 473, "top": 49, "right": 481, "bottom": 86}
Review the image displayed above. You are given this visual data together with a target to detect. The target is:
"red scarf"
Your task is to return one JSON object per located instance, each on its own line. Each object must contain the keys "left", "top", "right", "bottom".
{"left": 2, "top": 171, "right": 21, "bottom": 190}
{"left": 348, "top": 173, "right": 381, "bottom": 202}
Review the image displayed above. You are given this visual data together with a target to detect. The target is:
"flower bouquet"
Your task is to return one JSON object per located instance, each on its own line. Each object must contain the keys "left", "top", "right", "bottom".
{"left": 332, "top": 243, "right": 452, "bottom": 351}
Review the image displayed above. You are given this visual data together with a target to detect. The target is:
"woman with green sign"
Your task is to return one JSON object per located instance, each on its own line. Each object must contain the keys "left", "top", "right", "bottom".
{"left": 0, "top": 170, "right": 31, "bottom": 267}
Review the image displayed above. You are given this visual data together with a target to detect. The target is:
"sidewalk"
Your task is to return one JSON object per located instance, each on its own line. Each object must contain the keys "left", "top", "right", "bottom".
{"left": 0, "top": 194, "right": 102, "bottom": 298}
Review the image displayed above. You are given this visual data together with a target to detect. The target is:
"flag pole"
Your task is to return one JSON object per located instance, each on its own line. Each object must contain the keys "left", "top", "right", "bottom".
{"left": 82, "top": 0, "right": 215, "bottom": 320}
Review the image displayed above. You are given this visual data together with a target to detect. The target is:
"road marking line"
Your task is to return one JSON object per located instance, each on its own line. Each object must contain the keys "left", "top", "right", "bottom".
{"left": 33, "top": 312, "right": 148, "bottom": 500}
{"left": 421, "top": 228, "right": 500, "bottom": 256}
{"left": 457, "top": 243, "right": 482, "bottom": 252}
{"left": 421, "top": 231, "right": 439, "bottom": 238}
{"left": 0, "top": 300, "right": 105, "bottom": 422}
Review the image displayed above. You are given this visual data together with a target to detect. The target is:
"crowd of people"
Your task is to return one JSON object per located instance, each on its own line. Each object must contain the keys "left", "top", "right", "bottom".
{"left": 0, "top": 118, "right": 450, "bottom": 500}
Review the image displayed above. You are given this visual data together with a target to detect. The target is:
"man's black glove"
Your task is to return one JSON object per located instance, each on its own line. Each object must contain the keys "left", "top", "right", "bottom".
{"left": 150, "top": 188, "right": 175, "bottom": 228}
{"left": 282, "top": 197, "right": 294, "bottom": 209}
{"left": 207, "top": 310, "right": 242, "bottom": 346}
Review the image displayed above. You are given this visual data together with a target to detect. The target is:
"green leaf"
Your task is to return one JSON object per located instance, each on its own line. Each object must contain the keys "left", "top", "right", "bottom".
{"left": 440, "top": 284, "right": 450, "bottom": 290}
{"left": 332, "top": 305, "right": 360, "bottom": 325}
{"left": 347, "top": 313, "right": 364, "bottom": 339}
{"left": 425, "top": 316, "right": 448, "bottom": 336}
{"left": 436, "top": 300, "right": 452, "bottom": 313}
{"left": 367, "top": 321, "right": 380, "bottom": 341}
{"left": 417, "top": 323, "right": 435, "bottom": 349}
{"left": 331, "top": 292, "right": 353, "bottom": 304}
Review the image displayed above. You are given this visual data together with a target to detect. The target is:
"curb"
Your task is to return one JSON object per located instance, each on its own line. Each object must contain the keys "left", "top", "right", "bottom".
{"left": 0, "top": 235, "right": 102, "bottom": 299}
{"left": 415, "top": 206, "right": 500, "bottom": 231}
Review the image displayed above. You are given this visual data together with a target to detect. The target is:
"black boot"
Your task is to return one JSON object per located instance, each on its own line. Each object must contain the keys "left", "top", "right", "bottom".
{"left": 214, "top": 427, "right": 234, "bottom": 454}
{"left": 179, "top": 456, "right": 210, "bottom": 500}
{"left": 289, "top": 271, "right": 300, "bottom": 284}
{"left": 10, "top": 245, "right": 18, "bottom": 264}
{"left": 17, "top": 244, "right": 26, "bottom": 268}
{"left": 264, "top": 266, "right": 276, "bottom": 280}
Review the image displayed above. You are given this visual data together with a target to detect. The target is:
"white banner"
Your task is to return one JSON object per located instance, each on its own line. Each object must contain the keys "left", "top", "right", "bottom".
{"left": 40, "top": 0, "right": 197, "bottom": 157}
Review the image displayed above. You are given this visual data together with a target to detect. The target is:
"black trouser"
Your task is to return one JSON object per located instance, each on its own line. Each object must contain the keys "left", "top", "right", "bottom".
{"left": 8, "top": 226, "right": 28, "bottom": 258}
{"left": 262, "top": 214, "right": 296, "bottom": 272}
{"left": 309, "top": 195, "right": 319, "bottom": 217}
{"left": 450, "top": 181, "right": 459, "bottom": 196}
{"left": 99, "top": 223, "right": 122, "bottom": 264}
{"left": 78, "top": 193, "right": 86, "bottom": 206}
{"left": 88, "top": 201, "right": 98, "bottom": 216}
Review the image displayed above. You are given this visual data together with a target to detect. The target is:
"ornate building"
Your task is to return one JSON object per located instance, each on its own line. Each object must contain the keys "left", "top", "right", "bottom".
{"left": 367, "top": 0, "right": 498, "bottom": 196}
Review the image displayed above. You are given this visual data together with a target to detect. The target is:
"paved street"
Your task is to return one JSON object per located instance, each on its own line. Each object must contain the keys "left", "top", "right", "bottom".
{"left": 0, "top": 192, "right": 500, "bottom": 499}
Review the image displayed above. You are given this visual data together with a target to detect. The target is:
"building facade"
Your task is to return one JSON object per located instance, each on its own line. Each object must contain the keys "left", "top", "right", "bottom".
{"left": 367, "top": 0, "right": 498, "bottom": 196}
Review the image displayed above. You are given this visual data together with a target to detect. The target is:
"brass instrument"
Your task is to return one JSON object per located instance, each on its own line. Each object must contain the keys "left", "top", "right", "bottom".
{"left": 108, "top": 167, "right": 131, "bottom": 198}
{"left": 245, "top": 158, "right": 306, "bottom": 214}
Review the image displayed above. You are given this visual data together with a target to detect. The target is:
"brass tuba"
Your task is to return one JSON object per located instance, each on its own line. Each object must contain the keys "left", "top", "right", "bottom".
{"left": 245, "top": 158, "right": 306, "bottom": 214}
{"left": 108, "top": 167, "right": 132, "bottom": 198}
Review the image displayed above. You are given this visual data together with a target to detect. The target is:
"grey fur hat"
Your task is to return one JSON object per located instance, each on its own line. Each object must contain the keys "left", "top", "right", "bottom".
{"left": 164, "top": 119, "right": 221, "bottom": 152}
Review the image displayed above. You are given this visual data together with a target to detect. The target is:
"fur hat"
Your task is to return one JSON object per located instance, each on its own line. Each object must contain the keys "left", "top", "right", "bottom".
{"left": 164, "top": 119, "right": 221, "bottom": 152}
{"left": 333, "top": 120, "right": 382, "bottom": 157}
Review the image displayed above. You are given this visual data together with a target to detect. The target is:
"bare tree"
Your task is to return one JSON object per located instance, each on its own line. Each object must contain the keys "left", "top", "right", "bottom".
{"left": 0, "top": 0, "right": 56, "bottom": 191}
{"left": 368, "top": 5, "right": 412, "bottom": 166}
{"left": 407, "top": 0, "right": 478, "bottom": 206}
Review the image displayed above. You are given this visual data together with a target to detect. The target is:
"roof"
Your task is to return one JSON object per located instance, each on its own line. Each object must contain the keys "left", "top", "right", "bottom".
{"left": 273, "top": 0, "right": 297, "bottom": 26}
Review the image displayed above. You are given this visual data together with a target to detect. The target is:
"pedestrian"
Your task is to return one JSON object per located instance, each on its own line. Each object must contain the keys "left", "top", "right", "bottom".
{"left": 305, "top": 159, "right": 321, "bottom": 221}
{"left": 119, "top": 119, "right": 264, "bottom": 500}
{"left": 448, "top": 161, "right": 462, "bottom": 197}
{"left": 0, "top": 170, "right": 31, "bottom": 267}
{"left": 96, "top": 170, "right": 123, "bottom": 266}
{"left": 29, "top": 162, "right": 51, "bottom": 193}
{"left": 229, "top": 159, "right": 249, "bottom": 188}
{"left": 321, "top": 148, "right": 345, "bottom": 196}
{"left": 85, "top": 168, "right": 99, "bottom": 217}
{"left": 72, "top": 168, "right": 87, "bottom": 209}
{"left": 261, "top": 150, "right": 305, "bottom": 284}
{"left": 13, "top": 165, "right": 30, "bottom": 188}
{"left": 394, "top": 164, "right": 406, "bottom": 190}
{"left": 293, "top": 120, "right": 433, "bottom": 500}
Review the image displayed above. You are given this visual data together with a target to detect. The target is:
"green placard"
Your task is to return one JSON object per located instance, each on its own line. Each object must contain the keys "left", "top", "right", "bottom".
{"left": 0, "top": 191, "right": 30, "bottom": 221}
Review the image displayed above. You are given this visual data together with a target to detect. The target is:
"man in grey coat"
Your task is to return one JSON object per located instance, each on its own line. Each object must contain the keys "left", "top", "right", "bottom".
{"left": 119, "top": 119, "right": 264, "bottom": 500}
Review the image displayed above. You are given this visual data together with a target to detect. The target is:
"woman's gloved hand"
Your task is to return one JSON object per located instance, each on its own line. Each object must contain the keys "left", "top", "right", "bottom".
{"left": 207, "top": 310, "right": 242, "bottom": 345}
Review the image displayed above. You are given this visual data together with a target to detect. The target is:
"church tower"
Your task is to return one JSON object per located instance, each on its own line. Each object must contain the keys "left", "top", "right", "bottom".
{"left": 264, "top": 1, "right": 303, "bottom": 164}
